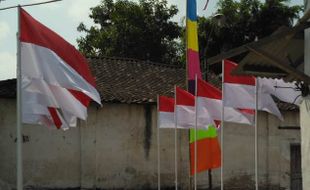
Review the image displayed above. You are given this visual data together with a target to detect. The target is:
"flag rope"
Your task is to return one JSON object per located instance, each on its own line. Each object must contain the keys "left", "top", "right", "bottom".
{"left": 0, "top": 0, "right": 62, "bottom": 11}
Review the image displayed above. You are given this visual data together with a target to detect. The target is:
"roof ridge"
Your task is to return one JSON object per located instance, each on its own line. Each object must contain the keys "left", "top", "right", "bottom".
{"left": 87, "top": 56, "right": 185, "bottom": 69}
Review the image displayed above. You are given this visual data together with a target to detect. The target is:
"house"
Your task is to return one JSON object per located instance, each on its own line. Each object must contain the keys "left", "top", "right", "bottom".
{"left": 0, "top": 56, "right": 301, "bottom": 189}
{"left": 205, "top": 7, "right": 310, "bottom": 190}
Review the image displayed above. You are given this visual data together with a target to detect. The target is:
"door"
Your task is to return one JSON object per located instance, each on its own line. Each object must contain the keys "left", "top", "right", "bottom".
{"left": 291, "top": 144, "right": 302, "bottom": 190}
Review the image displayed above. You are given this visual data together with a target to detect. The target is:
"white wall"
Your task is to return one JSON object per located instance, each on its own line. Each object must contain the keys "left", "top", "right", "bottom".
{"left": 0, "top": 98, "right": 300, "bottom": 189}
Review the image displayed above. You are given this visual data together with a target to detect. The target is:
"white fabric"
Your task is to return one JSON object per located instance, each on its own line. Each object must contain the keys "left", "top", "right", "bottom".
{"left": 258, "top": 92, "right": 283, "bottom": 121}
{"left": 197, "top": 97, "right": 254, "bottom": 125}
{"left": 176, "top": 105, "right": 210, "bottom": 129}
{"left": 158, "top": 112, "right": 174, "bottom": 128}
{"left": 22, "top": 78, "right": 85, "bottom": 127}
{"left": 224, "top": 83, "right": 255, "bottom": 108}
{"left": 20, "top": 42, "right": 101, "bottom": 129}
{"left": 196, "top": 98, "right": 216, "bottom": 128}
{"left": 224, "top": 82, "right": 283, "bottom": 120}
{"left": 258, "top": 78, "right": 302, "bottom": 105}
{"left": 22, "top": 100, "right": 76, "bottom": 130}
{"left": 176, "top": 105, "right": 195, "bottom": 129}
{"left": 21, "top": 42, "right": 101, "bottom": 104}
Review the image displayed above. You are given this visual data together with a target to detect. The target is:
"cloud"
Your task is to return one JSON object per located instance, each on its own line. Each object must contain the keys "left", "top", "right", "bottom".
{"left": 0, "top": 21, "right": 10, "bottom": 42}
{"left": 0, "top": 52, "right": 16, "bottom": 80}
{"left": 29, "top": 0, "right": 60, "bottom": 8}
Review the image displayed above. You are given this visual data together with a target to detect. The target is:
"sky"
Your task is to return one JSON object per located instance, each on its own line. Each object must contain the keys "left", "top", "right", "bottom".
{"left": 0, "top": 0, "right": 303, "bottom": 80}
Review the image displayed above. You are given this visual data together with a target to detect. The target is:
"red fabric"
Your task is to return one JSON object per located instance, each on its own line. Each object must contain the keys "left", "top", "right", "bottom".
{"left": 68, "top": 89, "right": 91, "bottom": 107}
{"left": 197, "top": 78, "right": 221, "bottom": 99}
{"left": 158, "top": 96, "right": 174, "bottom": 112}
{"left": 214, "top": 120, "right": 221, "bottom": 128}
{"left": 20, "top": 8, "right": 96, "bottom": 87}
{"left": 223, "top": 60, "right": 255, "bottom": 85}
{"left": 190, "top": 137, "right": 221, "bottom": 175}
{"left": 48, "top": 107, "right": 62, "bottom": 129}
{"left": 239, "top": 108, "right": 255, "bottom": 115}
{"left": 187, "top": 49, "right": 202, "bottom": 80}
{"left": 176, "top": 87, "right": 195, "bottom": 106}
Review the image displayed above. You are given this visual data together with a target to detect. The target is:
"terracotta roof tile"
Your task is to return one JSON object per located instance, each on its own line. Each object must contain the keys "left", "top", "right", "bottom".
{"left": 89, "top": 57, "right": 186, "bottom": 103}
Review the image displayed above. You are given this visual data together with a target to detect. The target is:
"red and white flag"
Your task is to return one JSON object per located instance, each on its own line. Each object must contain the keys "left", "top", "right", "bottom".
{"left": 197, "top": 78, "right": 254, "bottom": 125}
{"left": 158, "top": 96, "right": 175, "bottom": 128}
{"left": 175, "top": 87, "right": 213, "bottom": 129}
{"left": 223, "top": 60, "right": 283, "bottom": 120}
{"left": 20, "top": 8, "right": 101, "bottom": 129}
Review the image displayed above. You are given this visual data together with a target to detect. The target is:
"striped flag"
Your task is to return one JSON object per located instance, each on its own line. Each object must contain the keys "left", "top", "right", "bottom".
{"left": 186, "top": 0, "right": 221, "bottom": 174}
{"left": 176, "top": 86, "right": 214, "bottom": 129}
{"left": 197, "top": 78, "right": 254, "bottom": 125}
{"left": 223, "top": 60, "right": 283, "bottom": 120}
{"left": 158, "top": 96, "right": 175, "bottom": 129}
{"left": 20, "top": 8, "right": 101, "bottom": 129}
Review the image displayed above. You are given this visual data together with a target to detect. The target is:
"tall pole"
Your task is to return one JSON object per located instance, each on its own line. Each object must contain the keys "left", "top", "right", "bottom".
{"left": 174, "top": 86, "right": 178, "bottom": 190}
{"left": 16, "top": 5, "right": 23, "bottom": 190}
{"left": 157, "top": 95, "right": 161, "bottom": 190}
{"left": 185, "top": 0, "right": 191, "bottom": 188}
{"left": 255, "top": 78, "right": 259, "bottom": 190}
{"left": 194, "top": 75, "right": 198, "bottom": 190}
{"left": 220, "top": 60, "right": 225, "bottom": 190}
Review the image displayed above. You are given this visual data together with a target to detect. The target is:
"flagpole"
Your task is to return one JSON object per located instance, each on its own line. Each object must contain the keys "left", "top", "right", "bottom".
{"left": 255, "top": 79, "right": 259, "bottom": 190}
{"left": 174, "top": 86, "right": 178, "bottom": 190}
{"left": 220, "top": 60, "right": 224, "bottom": 190}
{"left": 194, "top": 75, "right": 198, "bottom": 190}
{"left": 16, "top": 5, "right": 23, "bottom": 190}
{"left": 157, "top": 95, "right": 161, "bottom": 190}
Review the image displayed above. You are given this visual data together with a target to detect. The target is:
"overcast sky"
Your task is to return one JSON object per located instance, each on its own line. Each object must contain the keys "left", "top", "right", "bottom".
{"left": 0, "top": 0, "right": 302, "bottom": 80}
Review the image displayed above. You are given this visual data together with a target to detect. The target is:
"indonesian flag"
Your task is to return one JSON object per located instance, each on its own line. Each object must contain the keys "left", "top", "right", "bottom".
{"left": 158, "top": 96, "right": 175, "bottom": 128}
{"left": 197, "top": 78, "right": 254, "bottom": 125}
{"left": 20, "top": 8, "right": 101, "bottom": 129}
{"left": 175, "top": 87, "right": 213, "bottom": 129}
{"left": 223, "top": 60, "right": 283, "bottom": 120}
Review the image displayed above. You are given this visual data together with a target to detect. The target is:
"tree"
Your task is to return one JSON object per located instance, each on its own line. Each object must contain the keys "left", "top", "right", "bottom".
{"left": 78, "top": 0, "right": 302, "bottom": 66}
{"left": 198, "top": 0, "right": 303, "bottom": 60}
{"left": 77, "top": 0, "right": 182, "bottom": 65}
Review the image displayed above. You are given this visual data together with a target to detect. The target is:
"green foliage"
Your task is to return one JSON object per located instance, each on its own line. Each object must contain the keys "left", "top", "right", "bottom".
{"left": 77, "top": 0, "right": 303, "bottom": 65}
{"left": 198, "top": 0, "right": 303, "bottom": 59}
{"left": 77, "top": 0, "right": 182, "bottom": 64}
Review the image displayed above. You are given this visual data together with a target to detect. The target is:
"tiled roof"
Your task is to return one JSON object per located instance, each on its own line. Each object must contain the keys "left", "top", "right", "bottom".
{"left": 0, "top": 56, "right": 297, "bottom": 111}
{"left": 89, "top": 57, "right": 186, "bottom": 103}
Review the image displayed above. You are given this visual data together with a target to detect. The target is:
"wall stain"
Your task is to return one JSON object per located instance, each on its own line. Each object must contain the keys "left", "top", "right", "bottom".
{"left": 14, "top": 134, "right": 30, "bottom": 143}
{"left": 143, "top": 105, "right": 152, "bottom": 159}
